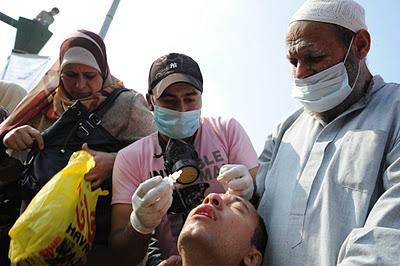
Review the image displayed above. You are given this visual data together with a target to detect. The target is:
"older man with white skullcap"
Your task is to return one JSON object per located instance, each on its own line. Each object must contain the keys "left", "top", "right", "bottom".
{"left": 253, "top": 0, "right": 400, "bottom": 265}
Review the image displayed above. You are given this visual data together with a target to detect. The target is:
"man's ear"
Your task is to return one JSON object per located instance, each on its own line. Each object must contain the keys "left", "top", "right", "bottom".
{"left": 242, "top": 246, "right": 263, "bottom": 266}
{"left": 353, "top": 29, "right": 370, "bottom": 60}
{"left": 146, "top": 93, "right": 154, "bottom": 111}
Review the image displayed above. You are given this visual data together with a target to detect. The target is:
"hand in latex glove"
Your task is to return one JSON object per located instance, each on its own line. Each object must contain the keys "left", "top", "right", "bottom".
{"left": 131, "top": 175, "right": 173, "bottom": 235}
{"left": 217, "top": 164, "right": 254, "bottom": 200}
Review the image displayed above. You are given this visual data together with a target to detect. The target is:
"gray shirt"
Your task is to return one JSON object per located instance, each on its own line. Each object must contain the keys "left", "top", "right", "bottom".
{"left": 257, "top": 75, "right": 400, "bottom": 265}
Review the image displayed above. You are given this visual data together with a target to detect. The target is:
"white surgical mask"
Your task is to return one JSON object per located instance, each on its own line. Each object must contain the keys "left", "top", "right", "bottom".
{"left": 153, "top": 105, "right": 201, "bottom": 139}
{"left": 151, "top": 97, "right": 201, "bottom": 139}
{"left": 291, "top": 38, "right": 360, "bottom": 112}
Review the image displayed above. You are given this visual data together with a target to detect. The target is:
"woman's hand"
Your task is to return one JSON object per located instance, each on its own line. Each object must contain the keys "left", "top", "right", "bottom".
{"left": 3, "top": 125, "right": 44, "bottom": 151}
{"left": 82, "top": 143, "right": 116, "bottom": 189}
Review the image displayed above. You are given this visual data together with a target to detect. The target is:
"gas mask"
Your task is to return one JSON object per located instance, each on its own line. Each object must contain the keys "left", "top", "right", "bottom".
{"left": 164, "top": 138, "right": 200, "bottom": 184}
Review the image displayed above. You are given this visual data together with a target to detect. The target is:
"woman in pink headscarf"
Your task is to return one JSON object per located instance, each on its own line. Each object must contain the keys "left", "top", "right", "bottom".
{"left": 0, "top": 29, "right": 155, "bottom": 264}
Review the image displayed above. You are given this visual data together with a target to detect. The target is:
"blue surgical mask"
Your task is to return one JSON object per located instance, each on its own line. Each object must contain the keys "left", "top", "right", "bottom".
{"left": 153, "top": 104, "right": 201, "bottom": 139}
{"left": 291, "top": 37, "right": 360, "bottom": 112}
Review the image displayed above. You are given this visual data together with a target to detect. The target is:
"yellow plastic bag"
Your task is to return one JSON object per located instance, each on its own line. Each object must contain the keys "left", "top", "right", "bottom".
{"left": 8, "top": 150, "right": 108, "bottom": 265}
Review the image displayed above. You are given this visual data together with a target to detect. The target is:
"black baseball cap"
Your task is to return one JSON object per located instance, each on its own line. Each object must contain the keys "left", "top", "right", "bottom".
{"left": 148, "top": 53, "right": 203, "bottom": 99}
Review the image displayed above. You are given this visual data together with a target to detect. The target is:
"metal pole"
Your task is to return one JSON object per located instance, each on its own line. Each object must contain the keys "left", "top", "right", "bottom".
{"left": 99, "top": 0, "right": 121, "bottom": 39}
{"left": 0, "top": 12, "right": 18, "bottom": 28}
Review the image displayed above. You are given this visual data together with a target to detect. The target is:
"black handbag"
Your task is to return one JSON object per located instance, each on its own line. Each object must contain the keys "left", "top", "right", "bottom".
{"left": 20, "top": 88, "right": 128, "bottom": 245}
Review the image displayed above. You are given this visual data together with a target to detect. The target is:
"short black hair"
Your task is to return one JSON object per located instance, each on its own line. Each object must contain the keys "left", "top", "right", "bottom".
{"left": 251, "top": 214, "right": 268, "bottom": 255}
{"left": 334, "top": 24, "right": 356, "bottom": 49}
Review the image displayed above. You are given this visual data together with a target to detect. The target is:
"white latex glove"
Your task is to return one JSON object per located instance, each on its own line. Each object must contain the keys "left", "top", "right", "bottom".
{"left": 217, "top": 164, "right": 254, "bottom": 200}
{"left": 130, "top": 175, "right": 173, "bottom": 235}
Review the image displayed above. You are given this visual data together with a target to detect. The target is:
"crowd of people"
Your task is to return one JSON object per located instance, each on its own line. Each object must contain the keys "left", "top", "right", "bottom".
{"left": 1, "top": 0, "right": 399, "bottom": 265}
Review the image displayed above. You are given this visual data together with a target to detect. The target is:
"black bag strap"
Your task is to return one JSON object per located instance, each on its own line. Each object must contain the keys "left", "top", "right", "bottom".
{"left": 71, "top": 88, "right": 129, "bottom": 141}
{"left": 28, "top": 87, "right": 128, "bottom": 152}
{"left": 93, "top": 88, "right": 129, "bottom": 118}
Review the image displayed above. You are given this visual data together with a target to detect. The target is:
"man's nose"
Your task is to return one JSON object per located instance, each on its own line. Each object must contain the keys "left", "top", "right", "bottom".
{"left": 176, "top": 100, "right": 187, "bottom": 112}
{"left": 294, "top": 62, "right": 314, "bottom": 79}
{"left": 203, "top": 193, "right": 223, "bottom": 210}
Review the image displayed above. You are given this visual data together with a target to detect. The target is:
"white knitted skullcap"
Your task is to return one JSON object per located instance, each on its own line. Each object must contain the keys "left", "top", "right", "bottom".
{"left": 289, "top": 0, "right": 367, "bottom": 33}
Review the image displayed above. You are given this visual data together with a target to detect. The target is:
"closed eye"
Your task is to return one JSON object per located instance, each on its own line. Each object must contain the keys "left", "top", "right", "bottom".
{"left": 304, "top": 55, "right": 324, "bottom": 64}
{"left": 161, "top": 98, "right": 178, "bottom": 107}
{"left": 62, "top": 71, "right": 78, "bottom": 78}
{"left": 83, "top": 72, "right": 98, "bottom": 80}
{"left": 231, "top": 202, "right": 246, "bottom": 214}
{"left": 184, "top": 98, "right": 197, "bottom": 104}
{"left": 227, "top": 197, "right": 250, "bottom": 215}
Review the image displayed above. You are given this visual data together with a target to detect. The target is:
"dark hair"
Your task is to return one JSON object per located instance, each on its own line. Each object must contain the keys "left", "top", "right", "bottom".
{"left": 334, "top": 24, "right": 356, "bottom": 49}
{"left": 251, "top": 214, "right": 268, "bottom": 255}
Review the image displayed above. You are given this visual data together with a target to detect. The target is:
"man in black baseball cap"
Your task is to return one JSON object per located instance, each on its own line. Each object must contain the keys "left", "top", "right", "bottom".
{"left": 148, "top": 53, "right": 203, "bottom": 99}
{"left": 110, "top": 53, "right": 259, "bottom": 265}
{"left": 146, "top": 53, "right": 204, "bottom": 142}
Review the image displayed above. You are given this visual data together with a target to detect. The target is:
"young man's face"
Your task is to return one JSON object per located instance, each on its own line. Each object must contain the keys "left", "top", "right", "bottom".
{"left": 150, "top": 82, "right": 202, "bottom": 112}
{"left": 178, "top": 193, "right": 260, "bottom": 265}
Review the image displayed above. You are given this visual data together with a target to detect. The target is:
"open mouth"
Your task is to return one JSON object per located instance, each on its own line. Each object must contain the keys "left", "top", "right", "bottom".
{"left": 192, "top": 204, "right": 216, "bottom": 221}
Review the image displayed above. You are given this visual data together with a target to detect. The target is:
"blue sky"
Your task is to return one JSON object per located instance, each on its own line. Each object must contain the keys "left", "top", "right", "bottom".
{"left": 1, "top": 0, "right": 399, "bottom": 154}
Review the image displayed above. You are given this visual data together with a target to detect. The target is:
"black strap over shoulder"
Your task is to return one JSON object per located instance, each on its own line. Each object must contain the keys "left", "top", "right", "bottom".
{"left": 22, "top": 87, "right": 129, "bottom": 197}
{"left": 81, "top": 88, "right": 129, "bottom": 135}
{"left": 94, "top": 88, "right": 128, "bottom": 117}
{"left": 41, "top": 88, "right": 128, "bottom": 149}
{"left": 43, "top": 88, "right": 128, "bottom": 144}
